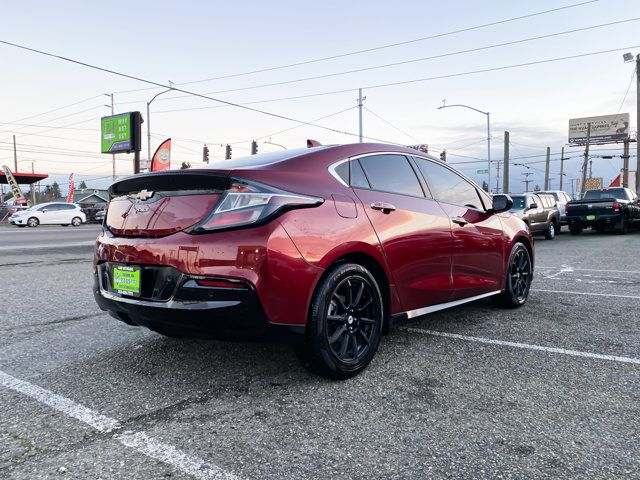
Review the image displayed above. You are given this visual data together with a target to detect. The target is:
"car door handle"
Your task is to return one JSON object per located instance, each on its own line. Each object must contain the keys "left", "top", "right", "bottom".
{"left": 451, "top": 216, "right": 468, "bottom": 226}
{"left": 370, "top": 202, "right": 396, "bottom": 213}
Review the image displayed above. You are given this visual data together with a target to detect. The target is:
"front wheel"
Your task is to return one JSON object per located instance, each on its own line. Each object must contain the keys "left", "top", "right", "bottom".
{"left": 71, "top": 217, "right": 82, "bottom": 227}
{"left": 27, "top": 217, "right": 39, "bottom": 227}
{"left": 493, "top": 242, "right": 532, "bottom": 308}
{"left": 616, "top": 216, "right": 629, "bottom": 235}
{"left": 297, "top": 263, "right": 384, "bottom": 379}
{"left": 544, "top": 221, "right": 556, "bottom": 240}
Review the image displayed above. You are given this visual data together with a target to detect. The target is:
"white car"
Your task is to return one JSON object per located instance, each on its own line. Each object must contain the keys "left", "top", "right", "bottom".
{"left": 539, "top": 190, "right": 573, "bottom": 225}
{"left": 9, "top": 202, "right": 87, "bottom": 227}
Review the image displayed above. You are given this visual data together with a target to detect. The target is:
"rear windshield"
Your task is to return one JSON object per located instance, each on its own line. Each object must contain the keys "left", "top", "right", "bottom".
{"left": 583, "top": 188, "right": 628, "bottom": 200}
{"left": 511, "top": 196, "right": 526, "bottom": 209}
{"left": 541, "top": 191, "right": 559, "bottom": 200}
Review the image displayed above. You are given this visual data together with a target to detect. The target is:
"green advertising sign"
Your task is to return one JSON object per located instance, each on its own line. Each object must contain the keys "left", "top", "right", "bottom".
{"left": 476, "top": 168, "right": 489, "bottom": 175}
{"left": 101, "top": 112, "right": 141, "bottom": 154}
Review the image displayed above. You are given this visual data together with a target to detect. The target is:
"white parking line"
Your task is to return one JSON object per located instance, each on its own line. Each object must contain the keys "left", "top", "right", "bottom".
{"left": 0, "top": 370, "right": 239, "bottom": 480}
{"left": 536, "top": 266, "right": 640, "bottom": 275}
{"left": 403, "top": 328, "right": 640, "bottom": 365}
{"left": 532, "top": 289, "right": 640, "bottom": 300}
{"left": 0, "top": 241, "right": 95, "bottom": 251}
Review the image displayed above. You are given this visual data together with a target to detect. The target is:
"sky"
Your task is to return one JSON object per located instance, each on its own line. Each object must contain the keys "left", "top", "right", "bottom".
{"left": 0, "top": 0, "right": 638, "bottom": 196}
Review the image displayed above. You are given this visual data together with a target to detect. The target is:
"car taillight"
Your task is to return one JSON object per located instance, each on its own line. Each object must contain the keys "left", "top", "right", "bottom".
{"left": 613, "top": 201, "right": 620, "bottom": 211}
{"left": 190, "top": 179, "right": 323, "bottom": 232}
{"left": 564, "top": 204, "right": 569, "bottom": 214}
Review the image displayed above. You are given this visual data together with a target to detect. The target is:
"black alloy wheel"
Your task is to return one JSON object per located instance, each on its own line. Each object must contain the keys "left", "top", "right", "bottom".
{"left": 298, "top": 263, "right": 383, "bottom": 379}
{"left": 493, "top": 242, "right": 532, "bottom": 308}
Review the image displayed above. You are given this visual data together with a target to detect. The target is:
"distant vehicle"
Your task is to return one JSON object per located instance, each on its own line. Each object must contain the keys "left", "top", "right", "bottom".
{"left": 539, "top": 190, "right": 572, "bottom": 225}
{"left": 565, "top": 187, "right": 640, "bottom": 235}
{"left": 509, "top": 193, "right": 560, "bottom": 240}
{"left": 94, "top": 209, "right": 106, "bottom": 223}
{"left": 9, "top": 202, "right": 86, "bottom": 227}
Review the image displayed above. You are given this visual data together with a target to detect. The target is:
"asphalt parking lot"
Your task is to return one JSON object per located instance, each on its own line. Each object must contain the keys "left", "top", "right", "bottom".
{"left": 1, "top": 226, "right": 638, "bottom": 479}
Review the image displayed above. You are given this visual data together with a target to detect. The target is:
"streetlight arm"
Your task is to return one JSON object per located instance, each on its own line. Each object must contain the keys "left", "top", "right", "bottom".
{"left": 438, "top": 103, "right": 488, "bottom": 116}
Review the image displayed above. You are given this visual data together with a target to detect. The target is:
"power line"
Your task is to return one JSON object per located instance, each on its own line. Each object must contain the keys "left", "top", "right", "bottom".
{"left": 0, "top": 38, "right": 396, "bottom": 144}
{"left": 3, "top": 94, "right": 103, "bottom": 125}
{"left": 152, "top": 17, "right": 640, "bottom": 100}
{"left": 112, "top": 0, "right": 601, "bottom": 94}
{"left": 363, "top": 106, "right": 422, "bottom": 144}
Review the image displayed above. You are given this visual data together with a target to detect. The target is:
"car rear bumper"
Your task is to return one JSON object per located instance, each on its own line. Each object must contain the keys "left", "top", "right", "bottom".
{"left": 93, "top": 269, "right": 304, "bottom": 341}
{"left": 567, "top": 214, "right": 623, "bottom": 228}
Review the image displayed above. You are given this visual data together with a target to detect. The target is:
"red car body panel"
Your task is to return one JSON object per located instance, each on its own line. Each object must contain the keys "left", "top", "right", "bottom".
{"left": 94, "top": 143, "right": 533, "bottom": 335}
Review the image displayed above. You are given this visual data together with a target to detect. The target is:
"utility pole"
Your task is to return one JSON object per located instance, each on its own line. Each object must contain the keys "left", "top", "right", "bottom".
{"left": 559, "top": 147, "right": 565, "bottom": 190}
{"left": 580, "top": 122, "right": 591, "bottom": 198}
{"left": 30, "top": 162, "right": 36, "bottom": 205}
{"left": 636, "top": 53, "right": 640, "bottom": 193}
{"left": 495, "top": 161, "right": 501, "bottom": 194}
{"left": 522, "top": 172, "right": 533, "bottom": 192}
{"left": 622, "top": 139, "right": 630, "bottom": 187}
{"left": 544, "top": 147, "right": 550, "bottom": 190}
{"left": 13, "top": 135, "right": 18, "bottom": 172}
{"left": 503, "top": 131, "right": 509, "bottom": 194}
{"left": 358, "top": 88, "right": 364, "bottom": 143}
{"left": 105, "top": 93, "right": 116, "bottom": 181}
{"left": 570, "top": 178, "right": 578, "bottom": 199}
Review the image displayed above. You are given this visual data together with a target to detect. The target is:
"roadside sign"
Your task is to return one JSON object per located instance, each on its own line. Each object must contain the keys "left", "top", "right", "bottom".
{"left": 476, "top": 168, "right": 489, "bottom": 174}
{"left": 407, "top": 144, "right": 428, "bottom": 154}
{"left": 568, "top": 113, "right": 629, "bottom": 144}
{"left": 101, "top": 112, "right": 142, "bottom": 154}
{"left": 584, "top": 177, "right": 603, "bottom": 190}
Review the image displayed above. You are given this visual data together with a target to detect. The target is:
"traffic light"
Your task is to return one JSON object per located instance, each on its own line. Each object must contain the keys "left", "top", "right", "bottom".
{"left": 225, "top": 144, "right": 232, "bottom": 160}
{"left": 203, "top": 144, "right": 209, "bottom": 163}
{"left": 251, "top": 140, "right": 258, "bottom": 155}
{"left": 440, "top": 150, "right": 447, "bottom": 162}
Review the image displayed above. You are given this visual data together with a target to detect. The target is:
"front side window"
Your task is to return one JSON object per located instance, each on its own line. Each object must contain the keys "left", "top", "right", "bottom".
{"left": 414, "top": 158, "right": 483, "bottom": 210}
{"left": 358, "top": 155, "right": 423, "bottom": 197}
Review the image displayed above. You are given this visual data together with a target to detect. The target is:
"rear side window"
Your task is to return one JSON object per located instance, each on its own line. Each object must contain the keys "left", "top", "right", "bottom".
{"left": 350, "top": 160, "right": 370, "bottom": 189}
{"left": 61, "top": 204, "right": 76, "bottom": 210}
{"left": 414, "top": 158, "right": 484, "bottom": 210}
{"left": 359, "top": 155, "right": 423, "bottom": 197}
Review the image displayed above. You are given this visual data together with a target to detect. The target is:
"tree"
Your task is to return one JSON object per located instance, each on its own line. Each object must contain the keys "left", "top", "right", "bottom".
{"left": 50, "top": 181, "right": 61, "bottom": 199}
{"left": 79, "top": 180, "right": 87, "bottom": 189}
{"left": 180, "top": 161, "right": 191, "bottom": 169}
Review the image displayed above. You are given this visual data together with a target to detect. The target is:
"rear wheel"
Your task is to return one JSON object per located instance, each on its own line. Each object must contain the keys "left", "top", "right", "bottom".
{"left": 544, "top": 220, "right": 556, "bottom": 240}
{"left": 71, "top": 217, "right": 82, "bottom": 227}
{"left": 493, "top": 242, "right": 532, "bottom": 308}
{"left": 569, "top": 225, "right": 582, "bottom": 235}
{"left": 297, "top": 263, "right": 383, "bottom": 379}
{"left": 27, "top": 217, "right": 39, "bottom": 227}
{"left": 616, "top": 215, "right": 629, "bottom": 235}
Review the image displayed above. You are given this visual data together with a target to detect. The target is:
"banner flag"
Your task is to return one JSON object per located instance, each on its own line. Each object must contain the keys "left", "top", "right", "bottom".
{"left": 151, "top": 138, "right": 171, "bottom": 172}
{"left": 2, "top": 165, "right": 29, "bottom": 206}
{"left": 66, "top": 173, "right": 75, "bottom": 203}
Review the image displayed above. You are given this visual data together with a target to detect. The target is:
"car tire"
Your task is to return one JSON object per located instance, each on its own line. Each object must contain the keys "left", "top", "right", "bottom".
{"left": 616, "top": 215, "right": 629, "bottom": 235}
{"left": 492, "top": 242, "right": 532, "bottom": 309}
{"left": 569, "top": 225, "right": 582, "bottom": 235}
{"left": 71, "top": 217, "right": 82, "bottom": 227}
{"left": 544, "top": 220, "right": 556, "bottom": 240}
{"left": 27, "top": 217, "right": 39, "bottom": 227}
{"left": 16, "top": 225, "right": 26, "bottom": 228}
{"left": 296, "top": 263, "right": 384, "bottom": 379}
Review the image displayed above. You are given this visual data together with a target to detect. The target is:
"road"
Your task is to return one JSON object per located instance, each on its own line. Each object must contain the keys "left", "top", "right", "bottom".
{"left": 1, "top": 227, "right": 639, "bottom": 479}
{"left": 0, "top": 225, "right": 101, "bottom": 250}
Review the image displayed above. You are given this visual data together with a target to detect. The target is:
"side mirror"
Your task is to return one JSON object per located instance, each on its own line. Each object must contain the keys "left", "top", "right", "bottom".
{"left": 528, "top": 203, "right": 538, "bottom": 209}
{"left": 41, "top": 209, "right": 47, "bottom": 213}
{"left": 492, "top": 194, "right": 513, "bottom": 213}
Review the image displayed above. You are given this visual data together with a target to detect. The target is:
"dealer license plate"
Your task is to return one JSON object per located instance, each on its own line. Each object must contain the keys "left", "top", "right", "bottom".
{"left": 586, "top": 215, "right": 596, "bottom": 221}
{"left": 112, "top": 265, "right": 141, "bottom": 296}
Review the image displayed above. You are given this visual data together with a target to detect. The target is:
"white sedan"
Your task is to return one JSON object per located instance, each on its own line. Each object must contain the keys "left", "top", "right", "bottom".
{"left": 9, "top": 202, "right": 87, "bottom": 227}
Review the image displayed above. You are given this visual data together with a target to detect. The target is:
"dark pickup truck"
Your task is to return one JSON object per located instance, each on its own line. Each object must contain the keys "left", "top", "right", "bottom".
{"left": 566, "top": 187, "right": 640, "bottom": 235}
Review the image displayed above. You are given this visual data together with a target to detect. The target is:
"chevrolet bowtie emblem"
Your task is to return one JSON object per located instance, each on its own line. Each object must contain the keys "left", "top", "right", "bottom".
{"left": 135, "top": 189, "right": 154, "bottom": 201}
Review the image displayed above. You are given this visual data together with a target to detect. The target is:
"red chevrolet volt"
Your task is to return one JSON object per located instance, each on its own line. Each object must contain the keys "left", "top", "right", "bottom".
{"left": 94, "top": 143, "right": 533, "bottom": 378}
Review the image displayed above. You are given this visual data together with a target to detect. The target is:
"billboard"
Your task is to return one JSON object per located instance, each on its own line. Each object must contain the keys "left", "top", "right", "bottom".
{"left": 568, "top": 113, "right": 629, "bottom": 144}
{"left": 583, "top": 177, "right": 603, "bottom": 191}
{"left": 101, "top": 112, "right": 142, "bottom": 154}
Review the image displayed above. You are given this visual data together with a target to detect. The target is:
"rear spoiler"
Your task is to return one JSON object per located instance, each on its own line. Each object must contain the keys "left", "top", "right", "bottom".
{"left": 109, "top": 170, "right": 230, "bottom": 197}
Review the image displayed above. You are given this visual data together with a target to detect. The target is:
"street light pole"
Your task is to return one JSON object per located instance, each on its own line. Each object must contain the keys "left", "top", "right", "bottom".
{"left": 438, "top": 101, "right": 491, "bottom": 191}
{"left": 146, "top": 84, "right": 174, "bottom": 167}
{"left": 636, "top": 53, "right": 639, "bottom": 192}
